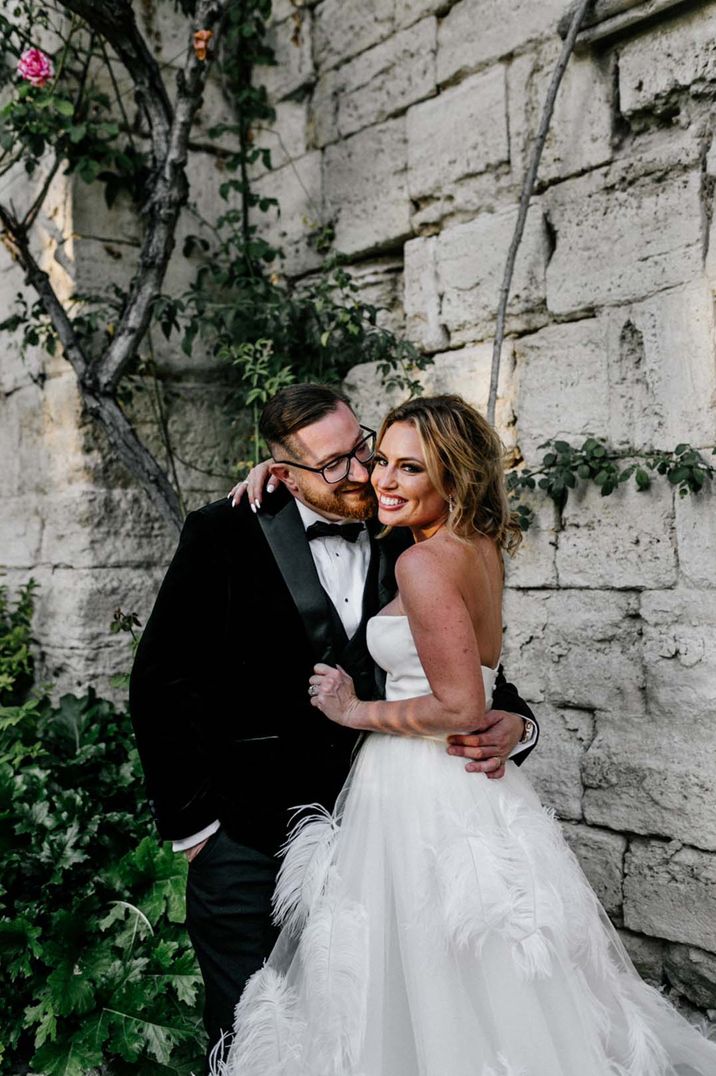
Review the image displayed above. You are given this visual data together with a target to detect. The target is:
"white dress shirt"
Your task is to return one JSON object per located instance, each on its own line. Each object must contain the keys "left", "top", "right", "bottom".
{"left": 172, "top": 501, "right": 535, "bottom": 851}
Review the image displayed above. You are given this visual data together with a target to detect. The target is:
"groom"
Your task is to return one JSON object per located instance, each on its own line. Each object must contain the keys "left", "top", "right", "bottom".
{"left": 129, "top": 382, "right": 538, "bottom": 1068}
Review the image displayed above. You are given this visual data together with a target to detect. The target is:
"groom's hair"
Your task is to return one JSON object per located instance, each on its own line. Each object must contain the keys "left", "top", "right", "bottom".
{"left": 260, "top": 383, "right": 352, "bottom": 457}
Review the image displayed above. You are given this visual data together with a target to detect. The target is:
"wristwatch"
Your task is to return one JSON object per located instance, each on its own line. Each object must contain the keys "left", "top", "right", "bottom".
{"left": 519, "top": 718, "right": 536, "bottom": 744}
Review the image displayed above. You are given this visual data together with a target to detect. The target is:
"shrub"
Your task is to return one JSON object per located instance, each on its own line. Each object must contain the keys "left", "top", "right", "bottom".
{"left": 0, "top": 583, "right": 203, "bottom": 1074}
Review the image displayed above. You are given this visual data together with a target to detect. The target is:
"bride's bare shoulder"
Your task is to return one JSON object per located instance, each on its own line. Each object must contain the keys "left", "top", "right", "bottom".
{"left": 397, "top": 532, "right": 501, "bottom": 592}
{"left": 395, "top": 532, "right": 464, "bottom": 588}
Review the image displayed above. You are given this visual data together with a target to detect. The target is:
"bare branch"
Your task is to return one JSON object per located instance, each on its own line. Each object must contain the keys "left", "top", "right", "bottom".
{"left": 487, "top": 0, "right": 595, "bottom": 425}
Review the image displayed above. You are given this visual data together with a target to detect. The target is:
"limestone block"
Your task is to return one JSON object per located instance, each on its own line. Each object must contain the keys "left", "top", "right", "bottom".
{"left": 42, "top": 373, "right": 94, "bottom": 490}
{"left": 193, "top": 75, "right": 242, "bottom": 151}
{"left": 503, "top": 498, "right": 558, "bottom": 590}
{"left": 501, "top": 588, "right": 645, "bottom": 713}
{"left": 562, "top": 822, "right": 626, "bottom": 916}
{"left": 395, "top": 0, "right": 446, "bottom": 28}
{"left": 640, "top": 589, "right": 716, "bottom": 721}
{"left": 545, "top": 170, "right": 703, "bottom": 316}
{"left": 675, "top": 494, "right": 716, "bottom": 590}
{"left": 514, "top": 317, "right": 610, "bottom": 463}
{"left": 618, "top": 930, "right": 666, "bottom": 985}
{"left": 65, "top": 176, "right": 141, "bottom": 298}
{"left": 507, "top": 45, "right": 613, "bottom": 186}
{"left": 526, "top": 707, "right": 594, "bottom": 821}
{"left": 437, "top": 0, "right": 566, "bottom": 86}
{"left": 309, "top": 68, "right": 341, "bottom": 148}
{"left": 33, "top": 564, "right": 168, "bottom": 699}
{"left": 665, "top": 944, "right": 716, "bottom": 1010}
{"left": 139, "top": 381, "right": 241, "bottom": 501}
{"left": 436, "top": 205, "right": 548, "bottom": 345}
{"left": 1, "top": 496, "right": 43, "bottom": 569}
{"left": 251, "top": 100, "right": 309, "bottom": 176}
{"left": 314, "top": 0, "right": 395, "bottom": 71}
{"left": 618, "top": 5, "right": 716, "bottom": 115}
{"left": 343, "top": 258, "right": 406, "bottom": 336}
{"left": 262, "top": 9, "right": 314, "bottom": 102}
{"left": 403, "top": 236, "right": 449, "bottom": 352}
{"left": 39, "top": 489, "right": 176, "bottom": 571}
{"left": 407, "top": 66, "right": 508, "bottom": 200}
{"left": 624, "top": 840, "right": 716, "bottom": 951}
{"left": 135, "top": 0, "right": 187, "bottom": 68}
{"left": 254, "top": 151, "right": 323, "bottom": 276}
{"left": 0, "top": 382, "right": 44, "bottom": 501}
{"left": 337, "top": 18, "right": 437, "bottom": 139}
{"left": 421, "top": 343, "right": 516, "bottom": 445}
{"left": 557, "top": 482, "right": 676, "bottom": 590}
{"left": 583, "top": 710, "right": 716, "bottom": 851}
{"left": 324, "top": 119, "right": 411, "bottom": 256}
{"left": 606, "top": 282, "right": 716, "bottom": 453}
{"left": 342, "top": 361, "right": 406, "bottom": 429}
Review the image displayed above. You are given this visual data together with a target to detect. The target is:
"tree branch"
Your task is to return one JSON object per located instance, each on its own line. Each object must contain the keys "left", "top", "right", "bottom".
{"left": 487, "top": 0, "right": 595, "bottom": 425}
{"left": 0, "top": 203, "right": 183, "bottom": 527}
{"left": 57, "top": 0, "right": 173, "bottom": 152}
{"left": 0, "top": 203, "right": 90, "bottom": 383}
{"left": 92, "top": 0, "right": 229, "bottom": 393}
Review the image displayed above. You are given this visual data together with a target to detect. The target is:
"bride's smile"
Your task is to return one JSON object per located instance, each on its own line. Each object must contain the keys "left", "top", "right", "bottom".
{"left": 372, "top": 421, "right": 448, "bottom": 540}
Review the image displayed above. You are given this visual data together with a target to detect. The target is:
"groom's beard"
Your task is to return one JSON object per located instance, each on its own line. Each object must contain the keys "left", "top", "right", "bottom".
{"left": 300, "top": 478, "right": 377, "bottom": 521}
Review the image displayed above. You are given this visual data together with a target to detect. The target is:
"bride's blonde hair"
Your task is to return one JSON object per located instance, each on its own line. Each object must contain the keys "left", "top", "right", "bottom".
{"left": 377, "top": 394, "right": 522, "bottom": 554}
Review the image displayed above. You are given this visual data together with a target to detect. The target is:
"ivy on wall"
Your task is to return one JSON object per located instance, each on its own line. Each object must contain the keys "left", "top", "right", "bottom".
{"left": 508, "top": 439, "right": 716, "bottom": 530}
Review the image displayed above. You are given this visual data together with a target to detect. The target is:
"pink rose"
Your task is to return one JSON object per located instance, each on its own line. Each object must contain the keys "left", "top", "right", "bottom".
{"left": 17, "top": 48, "right": 54, "bottom": 89}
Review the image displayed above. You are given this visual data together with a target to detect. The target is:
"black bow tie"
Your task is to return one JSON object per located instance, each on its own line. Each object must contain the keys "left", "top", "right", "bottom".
{"left": 306, "top": 521, "right": 364, "bottom": 543}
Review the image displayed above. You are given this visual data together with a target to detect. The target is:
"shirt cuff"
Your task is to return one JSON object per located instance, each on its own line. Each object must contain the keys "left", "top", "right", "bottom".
{"left": 508, "top": 720, "right": 538, "bottom": 759}
{"left": 172, "top": 819, "right": 220, "bottom": 852}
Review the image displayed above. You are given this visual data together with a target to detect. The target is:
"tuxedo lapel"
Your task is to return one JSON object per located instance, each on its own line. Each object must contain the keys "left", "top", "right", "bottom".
{"left": 369, "top": 520, "right": 402, "bottom": 612}
{"left": 258, "top": 497, "right": 342, "bottom": 664}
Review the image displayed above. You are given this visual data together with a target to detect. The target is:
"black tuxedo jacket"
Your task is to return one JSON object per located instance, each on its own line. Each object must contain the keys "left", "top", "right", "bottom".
{"left": 129, "top": 490, "right": 537, "bottom": 855}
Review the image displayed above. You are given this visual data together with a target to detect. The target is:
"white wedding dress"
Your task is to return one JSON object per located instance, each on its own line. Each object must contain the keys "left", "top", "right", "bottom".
{"left": 214, "top": 615, "right": 716, "bottom": 1076}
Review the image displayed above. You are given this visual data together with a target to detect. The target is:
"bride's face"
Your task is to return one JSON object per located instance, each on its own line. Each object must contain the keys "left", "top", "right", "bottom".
{"left": 371, "top": 421, "right": 448, "bottom": 538}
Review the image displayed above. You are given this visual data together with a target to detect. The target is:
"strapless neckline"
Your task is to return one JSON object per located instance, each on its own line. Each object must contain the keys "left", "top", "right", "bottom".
{"left": 369, "top": 613, "right": 501, "bottom": 674}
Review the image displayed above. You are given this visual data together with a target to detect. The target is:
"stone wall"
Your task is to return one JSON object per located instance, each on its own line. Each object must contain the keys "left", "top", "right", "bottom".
{"left": 253, "top": 0, "right": 716, "bottom": 1010}
{"left": 1, "top": 0, "right": 716, "bottom": 1013}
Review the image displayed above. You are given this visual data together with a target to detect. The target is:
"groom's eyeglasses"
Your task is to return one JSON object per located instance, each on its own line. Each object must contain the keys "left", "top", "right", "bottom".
{"left": 273, "top": 426, "right": 377, "bottom": 484}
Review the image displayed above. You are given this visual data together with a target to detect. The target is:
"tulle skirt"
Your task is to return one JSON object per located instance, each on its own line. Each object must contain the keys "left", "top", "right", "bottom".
{"left": 214, "top": 732, "right": 716, "bottom": 1076}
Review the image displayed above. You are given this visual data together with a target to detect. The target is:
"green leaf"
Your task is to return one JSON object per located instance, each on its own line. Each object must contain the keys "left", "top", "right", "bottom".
{"left": 635, "top": 468, "right": 651, "bottom": 491}
{"left": 53, "top": 97, "right": 75, "bottom": 117}
{"left": 33, "top": 1032, "right": 104, "bottom": 1075}
{"left": 67, "top": 123, "right": 86, "bottom": 143}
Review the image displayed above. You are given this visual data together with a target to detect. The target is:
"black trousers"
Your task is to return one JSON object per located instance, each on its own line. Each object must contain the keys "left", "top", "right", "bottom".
{"left": 185, "top": 828, "right": 280, "bottom": 1073}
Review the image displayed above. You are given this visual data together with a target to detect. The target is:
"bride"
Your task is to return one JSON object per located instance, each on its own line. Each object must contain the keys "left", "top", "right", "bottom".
{"left": 215, "top": 394, "right": 716, "bottom": 1076}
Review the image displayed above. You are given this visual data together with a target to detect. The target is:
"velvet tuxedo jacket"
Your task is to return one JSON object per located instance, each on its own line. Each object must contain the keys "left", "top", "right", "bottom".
{"left": 129, "top": 490, "right": 537, "bottom": 855}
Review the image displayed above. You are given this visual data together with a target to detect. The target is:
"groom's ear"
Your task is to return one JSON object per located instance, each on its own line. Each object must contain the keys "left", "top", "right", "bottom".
{"left": 269, "top": 462, "right": 295, "bottom": 492}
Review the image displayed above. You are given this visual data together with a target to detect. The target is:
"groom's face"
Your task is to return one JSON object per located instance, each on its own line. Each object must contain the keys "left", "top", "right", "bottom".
{"left": 272, "top": 402, "right": 377, "bottom": 521}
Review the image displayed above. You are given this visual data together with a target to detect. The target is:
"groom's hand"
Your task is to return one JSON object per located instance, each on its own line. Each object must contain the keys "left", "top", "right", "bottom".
{"left": 184, "top": 837, "right": 209, "bottom": 863}
{"left": 446, "top": 710, "right": 525, "bottom": 780}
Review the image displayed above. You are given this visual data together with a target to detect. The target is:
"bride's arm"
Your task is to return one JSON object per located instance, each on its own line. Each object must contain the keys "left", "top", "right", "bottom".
{"left": 310, "top": 543, "right": 487, "bottom": 736}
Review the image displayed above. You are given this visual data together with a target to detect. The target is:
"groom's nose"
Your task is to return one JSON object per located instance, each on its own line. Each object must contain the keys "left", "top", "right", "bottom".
{"left": 347, "top": 457, "right": 371, "bottom": 483}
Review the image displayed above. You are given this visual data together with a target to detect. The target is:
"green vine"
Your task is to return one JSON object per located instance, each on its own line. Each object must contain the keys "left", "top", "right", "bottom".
{"left": 508, "top": 438, "right": 716, "bottom": 530}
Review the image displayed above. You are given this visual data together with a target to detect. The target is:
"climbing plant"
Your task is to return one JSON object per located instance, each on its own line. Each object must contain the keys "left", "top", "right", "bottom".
{"left": 507, "top": 437, "right": 715, "bottom": 530}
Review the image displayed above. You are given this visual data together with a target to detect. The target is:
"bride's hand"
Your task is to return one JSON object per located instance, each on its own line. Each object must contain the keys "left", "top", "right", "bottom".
{"left": 227, "top": 459, "right": 276, "bottom": 512}
{"left": 309, "top": 663, "right": 360, "bottom": 726}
